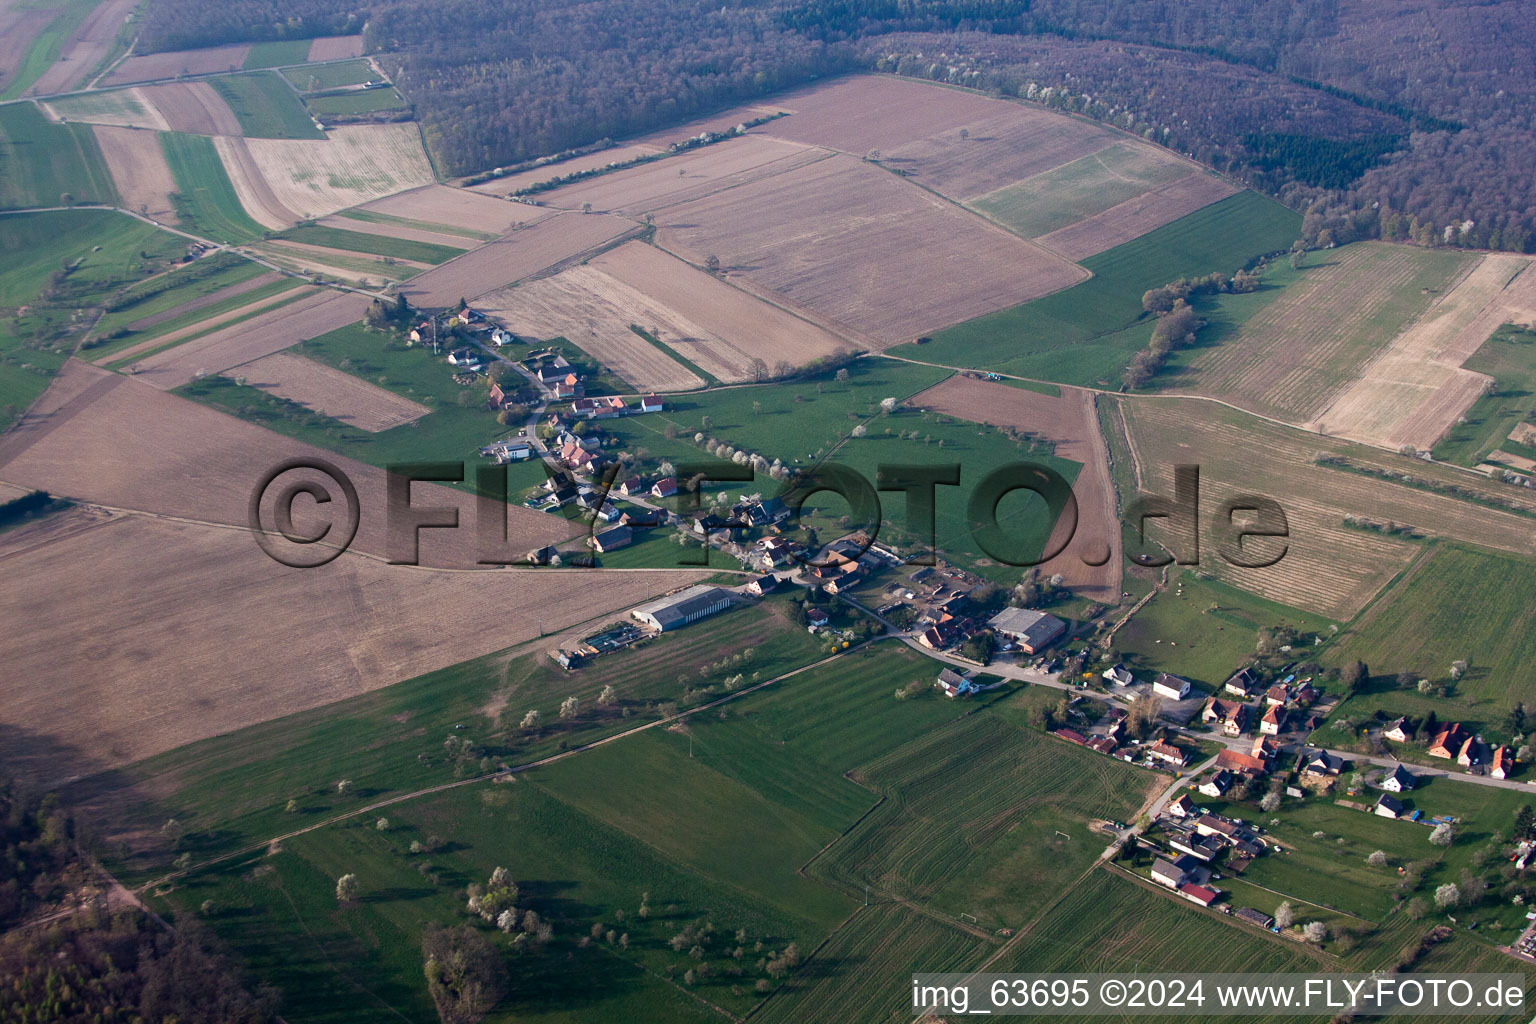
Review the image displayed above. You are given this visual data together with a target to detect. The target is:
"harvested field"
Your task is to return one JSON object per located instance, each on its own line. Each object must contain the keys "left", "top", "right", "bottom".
{"left": 535, "top": 135, "right": 827, "bottom": 215}
{"left": 1512, "top": 423, "right": 1536, "bottom": 447}
{"left": 0, "top": 359, "right": 574, "bottom": 568}
{"left": 140, "top": 80, "right": 243, "bottom": 135}
{"left": 1310, "top": 254, "right": 1536, "bottom": 450}
{"left": 43, "top": 87, "right": 170, "bottom": 130}
{"left": 762, "top": 74, "right": 1013, "bottom": 156}
{"left": 306, "top": 34, "right": 364, "bottom": 62}
{"left": 23, "top": 0, "right": 136, "bottom": 96}
{"left": 879, "top": 109, "right": 1121, "bottom": 201}
{"left": 1179, "top": 244, "right": 1476, "bottom": 423}
{"left": 92, "top": 124, "right": 178, "bottom": 220}
{"left": 99, "top": 43, "right": 250, "bottom": 87}
{"left": 655, "top": 154, "right": 1086, "bottom": 346}
{"left": 399, "top": 212, "right": 635, "bottom": 308}
{"left": 223, "top": 351, "right": 429, "bottom": 431}
{"left": 479, "top": 271, "right": 706, "bottom": 392}
{"left": 1121, "top": 396, "right": 1536, "bottom": 617}
{"left": 355, "top": 183, "right": 540, "bottom": 235}
{"left": 592, "top": 241, "right": 849, "bottom": 378}
{"left": 103, "top": 286, "right": 314, "bottom": 367}
{"left": 908, "top": 375, "right": 1121, "bottom": 601}
{"left": 315, "top": 213, "right": 479, "bottom": 250}
{"left": 0, "top": 510, "right": 700, "bottom": 784}
{"left": 127, "top": 288, "right": 372, "bottom": 389}
{"left": 207, "top": 134, "right": 298, "bottom": 228}
{"left": 215, "top": 123, "right": 435, "bottom": 222}
{"left": 1034, "top": 172, "right": 1240, "bottom": 260}
{"left": 469, "top": 144, "right": 661, "bottom": 196}
{"left": 124, "top": 271, "right": 282, "bottom": 332}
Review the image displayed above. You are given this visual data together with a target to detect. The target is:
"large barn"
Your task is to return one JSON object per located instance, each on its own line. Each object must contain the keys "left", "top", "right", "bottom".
{"left": 986, "top": 607, "right": 1067, "bottom": 653}
{"left": 631, "top": 585, "right": 735, "bottom": 632}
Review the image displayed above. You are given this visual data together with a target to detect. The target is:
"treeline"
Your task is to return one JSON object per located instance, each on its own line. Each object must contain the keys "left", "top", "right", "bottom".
{"left": 0, "top": 777, "right": 278, "bottom": 1022}
{"left": 367, "top": 0, "right": 854, "bottom": 175}
{"left": 138, "top": 1, "right": 364, "bottom": 52}
{"left": 132, "top": 0, "right": 1536, "bottom": 249}
{"left": 1122, "top": 272, "right": 1257, "bottom": 389}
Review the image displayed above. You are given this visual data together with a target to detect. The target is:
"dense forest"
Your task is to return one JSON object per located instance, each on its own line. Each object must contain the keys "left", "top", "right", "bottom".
{"left": 0, "top": 778, "right": 279, "bottom": 1022}
{"left": 130, "top": 0, "right": 1536, "bottom": 252}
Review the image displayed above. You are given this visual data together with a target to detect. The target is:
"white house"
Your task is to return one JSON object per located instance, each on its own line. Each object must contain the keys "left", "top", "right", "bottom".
{"left": 1381, "top": 764, "right": 1416, "bottom": 792}
{"left": 1102, "top": 665, "right": 1134, "bottom": 687}
{"left": 1152, "top": 672, "right": 1192, "bottom": 701}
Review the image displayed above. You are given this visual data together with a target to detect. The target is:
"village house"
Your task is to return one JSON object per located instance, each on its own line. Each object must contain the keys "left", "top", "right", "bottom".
{"left": 1375, "top": 793, "right": 1406, "bottom": 819}
{"left": 447, "top": 346, "right": 485, "bottom": 370}
{"left": 805, "top": 607, "right": 830, "bottom": 630}
{"left": 1382, "top": 764, "right": 1417, "bottom": 792}
{"left": 1301, "top": 750, "right": 1343, "bottom": 777}
{"left": 638, "top": 395, "right": 664, "bottom": 413}
{"left": 1086, "top": 736, "right": 1118, "bottom": 755}
{"left": 1168, "top": 830, "right": 1222, "bottom": 863}
{"left": 615, "top": 476, "right": 647, "bottom": 497}
{"left": 1492, "top": 745, "right": 1515, "bottom": 779}
{"left": 1215, "top": 747, "right": 1270, "bottom": 778}
{"left": 1168, "top": 794, "right": 1196, "bottom": 818}
{"left": 1198, "top": 771, "right": 1232, "bottom": 798}
{"left": 1151, "top": 854, "right": 1209, "bottom": 890}
{"left": 936, "top": 668, "right": 977, "bottom": 698}
{"left": 620, "top": 506, "right": 665, "bottom": 528}
{"left": 1383, "top": 717, "right": 1416, "bottom": 743}
{"left": 745, "top": 573, "right": 779, "bottom": 597}
{"left": 1260, "top": 704, "right": 1286, "bottom": 735}
{"left": 1428, "top": 723, "right": 1470, "bottom": 759}
{"left": 1264, "top": 684, "right": 1291, "bottom": 707}
{"left": 1457, "top": 734, "right": 1480, "bottom": 766}
{"left": 572, "top": 396, "right": 627, "bottom": 419}
{"left": 490, "top": 328, "right": 514, "bottom": 346}
{"left": 1193, "top": 814, "right": 1242, "bottom": 841}
{"left": 650, "top": 477, "right": 678, "bottom": 499}
{"left": 1202, "top": 698, "right": 1249, "bottom": 736}
{"left": 1224, "top": 667, "right": 1262, "bottom": 698}
{"left": 1152, "top": 673, "right": 1192, "bottom": 701}
{"left": 1147, "top": 741, "right": 1189, "bottom": 768}
{"left": 1102, "top": 664, "right": 1134, "bottom": 687}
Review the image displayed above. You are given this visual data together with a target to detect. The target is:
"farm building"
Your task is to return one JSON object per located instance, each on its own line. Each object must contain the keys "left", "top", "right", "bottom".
{"left": 630, "top": 585, "right": 734, "bottom": 632}
{"left": 1152, "top": 673, "right": 1192, "bottom": 701}
{"left": 1179, "top": 883, "right": 1219, "bottom": 908}
{"left": 590, "top": 525, "right": 633, "bottom": 552}
{"left": 1382, "top": 764, "right": 1417, "bottom": 792}
{"left": 986, "top": 607, "right": 1066, "bottom": 652}
{"left": 1234, "top": 907, "right": 1274, "bottom": 929}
